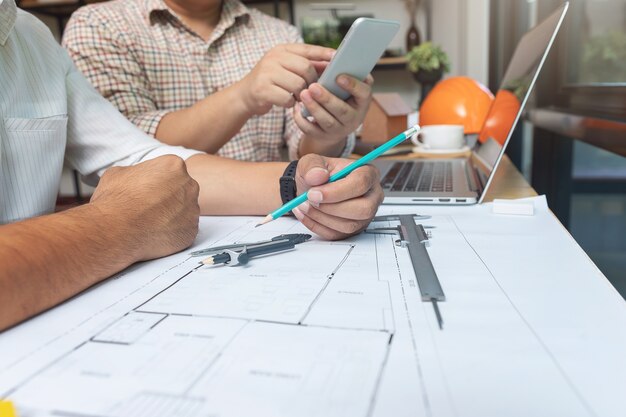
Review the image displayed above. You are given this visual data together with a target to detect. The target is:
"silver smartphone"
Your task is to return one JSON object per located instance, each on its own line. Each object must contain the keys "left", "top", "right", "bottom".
{"left": 301, "top": 18, "right": 400, "bottom": 118}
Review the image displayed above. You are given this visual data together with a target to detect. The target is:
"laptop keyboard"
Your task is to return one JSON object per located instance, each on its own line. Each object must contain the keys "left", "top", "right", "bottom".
{"left": 382, "top": 162, "right": 454, "bottom": 193}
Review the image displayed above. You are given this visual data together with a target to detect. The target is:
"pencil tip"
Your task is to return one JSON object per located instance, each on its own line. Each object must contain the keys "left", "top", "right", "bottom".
{"left": 256, "top": 214, "right": 273, "bottom": 228}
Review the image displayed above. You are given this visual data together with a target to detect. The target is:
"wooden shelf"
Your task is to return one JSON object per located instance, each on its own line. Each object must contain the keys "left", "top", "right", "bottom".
{"left": 527, "top": 108, "right": 626, "bottom": 157}
{"left": 375, "top": 57, "right": 408, "bottom": 71}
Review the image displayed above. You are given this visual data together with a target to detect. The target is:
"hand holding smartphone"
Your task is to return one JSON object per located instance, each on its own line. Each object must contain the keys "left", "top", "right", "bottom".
{"left": 301, "top": 18, "right": 400, "bottom": 118}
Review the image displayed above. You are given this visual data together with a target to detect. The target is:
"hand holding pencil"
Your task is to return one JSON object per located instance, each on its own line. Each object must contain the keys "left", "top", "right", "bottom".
{"left": 287, "top": 155, "right": 384, "bottom": 240}
{"left": 258, "top": 125, "right": 420, "bottom": 240}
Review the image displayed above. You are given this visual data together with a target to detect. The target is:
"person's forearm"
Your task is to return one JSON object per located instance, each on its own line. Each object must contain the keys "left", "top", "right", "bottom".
{"left": 298, "top": 133, "right": 347, "bottom": 158}
{"left": 155, "top": 82, "right": 253, "bottom": 153}
{"left": 186, "top": 154, "right": 286, "bottom": 215}
{"left": 0, "top": 205, "right": 138, "bottom": 331}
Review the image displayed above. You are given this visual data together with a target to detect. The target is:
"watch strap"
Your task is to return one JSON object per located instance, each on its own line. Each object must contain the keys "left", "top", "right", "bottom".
{"left": 280, "top": 160, "right": 299, "bottom": 205}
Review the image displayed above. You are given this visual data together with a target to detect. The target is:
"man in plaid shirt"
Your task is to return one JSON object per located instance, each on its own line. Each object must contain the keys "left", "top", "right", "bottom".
{"left": 63, "top": 0, "right": 373, "bottom": 162}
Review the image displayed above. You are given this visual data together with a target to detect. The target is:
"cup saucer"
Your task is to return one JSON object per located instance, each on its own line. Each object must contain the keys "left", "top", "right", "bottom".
{"left": 412, "top": 145, "right": 471, "bottom": 154}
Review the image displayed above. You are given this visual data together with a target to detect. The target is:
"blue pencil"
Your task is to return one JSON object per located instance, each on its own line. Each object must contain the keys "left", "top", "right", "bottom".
{"left": 257, "top": 124, "right": 420, "bottom": 227}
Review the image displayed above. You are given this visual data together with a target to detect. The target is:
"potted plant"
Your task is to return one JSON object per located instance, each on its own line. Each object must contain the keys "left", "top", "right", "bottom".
{"left": 406, "top": 42, "right": 450, "bottom": 104}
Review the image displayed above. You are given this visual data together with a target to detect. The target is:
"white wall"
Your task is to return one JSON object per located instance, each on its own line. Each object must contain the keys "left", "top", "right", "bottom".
{"left": 290, "top": 0, "right": 424, "bottom": 110}
{"left": 292, "top": 0, "right": 428, "bottom": 51}
{"left": 431, "top": 0, "right": 489, "bottom": 84}
{"left": 290, "top": 0, "right": 491, "bottom": 110}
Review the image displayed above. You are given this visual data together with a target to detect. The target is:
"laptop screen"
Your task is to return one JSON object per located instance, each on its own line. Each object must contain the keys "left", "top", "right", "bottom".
{"left": 474, "top": 3, "right": 569, "bottom": 202}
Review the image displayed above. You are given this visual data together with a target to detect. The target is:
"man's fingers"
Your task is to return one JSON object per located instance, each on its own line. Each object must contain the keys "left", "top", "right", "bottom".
{"left": 282, "top": 43, "right": 335, "bottom": 62}
{"left": 297, "top": 203, "right": 370, "bottom": 236}
{"left": 273, "top": 70, "right": 308, "bottom": 101}
{"left": 267, "top": 85, "right": 296, "bottom": 108}
{"left": 293, "top": 207, "right": 352, "bottom": 241}
{"left": 296, "top": 154, "right": 331, "bottom": 189}
{"left": 302, "top": 188, "right": 382, "bottom": 221}
{"left": 293, "top": 105, "right": 326, "bottom": 137}
{"left": 300, "top": 88, "right": 344, "bottom": 131}
{"left": 279, "top": 54, "right": 319, "bottom": 86}
{"left": 304, "top": 84, "right": 354, "bottom": 127}
{"left": 307, "top": 165, "right": 379, "bottom": 205}
{"left": 336, "top": 75, "right": 372, "bottom": 106}
{"left": 298, "top": 204, "right": 369, "bottom": 236}
{"left": 311, "top": 61, "right": 329, "bottom": 76}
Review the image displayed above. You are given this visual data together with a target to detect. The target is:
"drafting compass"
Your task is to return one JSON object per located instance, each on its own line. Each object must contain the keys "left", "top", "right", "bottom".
{"left": 367, "top": 214, "right": 445, "bottom": 329}
{"left": 190, "top": 234, "right": 312, "bottom": 266}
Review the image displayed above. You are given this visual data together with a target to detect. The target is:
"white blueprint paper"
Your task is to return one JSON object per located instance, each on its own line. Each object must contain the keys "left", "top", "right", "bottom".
{"left": 1, "top": 197, "right": 625, "bottom": 417}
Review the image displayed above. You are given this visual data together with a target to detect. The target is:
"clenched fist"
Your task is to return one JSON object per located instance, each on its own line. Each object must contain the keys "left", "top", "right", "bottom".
{"left": 90, "top": 155, "right": 200, "bottom": 261}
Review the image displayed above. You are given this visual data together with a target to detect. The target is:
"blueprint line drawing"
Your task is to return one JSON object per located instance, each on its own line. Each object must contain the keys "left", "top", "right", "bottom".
{"left": 2, "top": 202, "right": 624, "bottom": 417}
{"left": 5, "top": 219, "right": 396, "bottom": 417}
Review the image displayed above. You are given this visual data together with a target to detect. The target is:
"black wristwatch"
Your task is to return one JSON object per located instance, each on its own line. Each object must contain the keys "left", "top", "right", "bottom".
{"left": 280, "top": 160, "right": 299, "bottom": 205}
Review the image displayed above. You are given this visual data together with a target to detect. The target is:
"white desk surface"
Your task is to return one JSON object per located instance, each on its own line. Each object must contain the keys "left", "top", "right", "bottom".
{"left": 1, "top": 196, "right": 624, "bottom": 417}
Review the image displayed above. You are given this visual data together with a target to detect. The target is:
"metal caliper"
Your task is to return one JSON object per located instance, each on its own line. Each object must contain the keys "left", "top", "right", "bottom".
{"left": 367, "top": 214, "right": 445, "bottom": 329}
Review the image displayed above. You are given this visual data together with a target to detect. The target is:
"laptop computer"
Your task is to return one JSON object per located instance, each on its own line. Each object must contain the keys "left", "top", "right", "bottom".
{"left": 374, "top": 2, "right": 568, "bottom": 205}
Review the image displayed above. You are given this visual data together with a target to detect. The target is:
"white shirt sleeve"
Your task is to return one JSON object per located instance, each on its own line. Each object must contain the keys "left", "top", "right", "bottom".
{"left": 61, "top": 50, "right": 203, "bottom": 185}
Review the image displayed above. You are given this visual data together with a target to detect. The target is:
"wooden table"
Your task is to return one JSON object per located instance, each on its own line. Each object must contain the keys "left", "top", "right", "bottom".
{"left": 482, "top": 154, "right": 537, "bottom": 202}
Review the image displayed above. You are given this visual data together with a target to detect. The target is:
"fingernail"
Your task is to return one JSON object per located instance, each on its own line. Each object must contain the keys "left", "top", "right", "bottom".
{"left": 308, "top": 190, "right": 323, "bottom": 204}
{"left": 309, "top": 167, "right": 329, "bottom": 175}
{"left": 299, "top": 201, "right": 310, "bottom": 214}
{"left": 337, "top": 76, "right": 349, "bottom": 87}
{"left": 300, "top": 90, "right": 312, "bottom": 103}
{"left": 310, "top": 84, "right": 322, "bottom": 98}
{"left": 293, "top": 207, "right": 304, "bottom": 220}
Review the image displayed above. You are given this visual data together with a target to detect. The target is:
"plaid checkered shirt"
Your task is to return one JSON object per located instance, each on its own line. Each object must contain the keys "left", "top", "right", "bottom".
{"left": 63, "top": 0, "right": 354, "bottom": 162}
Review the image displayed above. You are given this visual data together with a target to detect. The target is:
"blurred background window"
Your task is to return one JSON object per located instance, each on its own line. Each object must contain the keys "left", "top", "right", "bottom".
{"left": 496, "top": 0, "right": 626, "bottom": 299}
{"left": 566, "top": 0, "right": 626, "bottom": 86}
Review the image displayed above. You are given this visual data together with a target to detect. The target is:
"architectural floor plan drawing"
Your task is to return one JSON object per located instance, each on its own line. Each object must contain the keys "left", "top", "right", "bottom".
{"left": 3, "top": 217, "right": 398, "bottom": 417}
{"left": 137, "top": 241, "right": 355, "bottom": 324}
{"left": 1, "top": 198, "right": 625, "bottom": 417}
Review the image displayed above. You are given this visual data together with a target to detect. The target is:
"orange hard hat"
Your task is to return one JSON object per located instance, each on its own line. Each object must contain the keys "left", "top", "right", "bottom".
{"left": 478, "top": 89, "right": 521, "bottom": 144}
{"left": 419, "top": 76, "right": 494, "bottom": 134}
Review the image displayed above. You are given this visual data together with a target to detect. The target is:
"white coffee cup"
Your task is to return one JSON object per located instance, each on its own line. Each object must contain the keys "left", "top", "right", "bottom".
{"left": 411, "top": 124, "right": 465, "bottom": 150}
